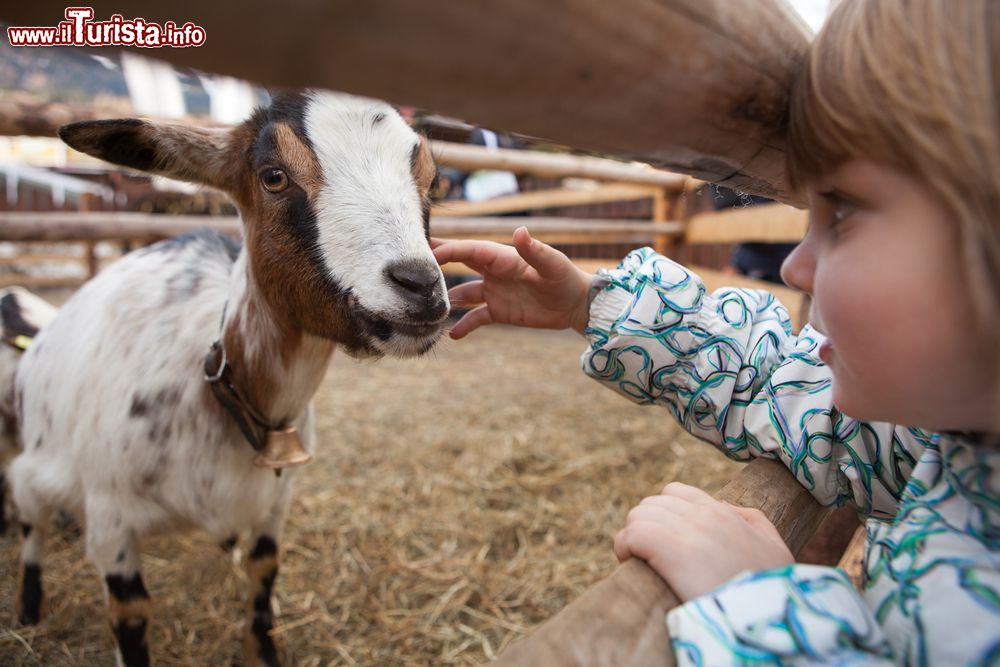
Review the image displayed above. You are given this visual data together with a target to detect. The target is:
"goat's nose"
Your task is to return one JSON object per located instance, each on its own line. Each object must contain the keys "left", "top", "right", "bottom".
{"left": 385, "top": 260, "right": 440, "bottom": 300}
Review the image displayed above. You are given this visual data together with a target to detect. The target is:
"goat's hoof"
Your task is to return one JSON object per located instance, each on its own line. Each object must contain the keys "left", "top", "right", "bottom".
{"left": 17, "top": 609, "right": 41, "bottom": 625}
{"left": 16, "top": 595, "right": 43, "bottom": 625}
{"left": 243, "top": 624, "right": 285, "bottom": 667}
{"left": 17, "top": 564, "right": 44, "bottom": 625}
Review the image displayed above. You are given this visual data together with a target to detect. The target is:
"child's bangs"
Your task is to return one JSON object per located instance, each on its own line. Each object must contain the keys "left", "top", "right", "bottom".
{"left": 786, "top": 60, "right": 852, "bottom": 192}
{"left": 786, "top": 2, "right": 902, "bottom": 192}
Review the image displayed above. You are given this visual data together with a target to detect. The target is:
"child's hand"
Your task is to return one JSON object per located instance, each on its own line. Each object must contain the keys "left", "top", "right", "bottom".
{"left": 614, "top": 482, "right": 794, "bottom": 602}
{"left": 432, "top": 227, "right": 594, "bottom": 338}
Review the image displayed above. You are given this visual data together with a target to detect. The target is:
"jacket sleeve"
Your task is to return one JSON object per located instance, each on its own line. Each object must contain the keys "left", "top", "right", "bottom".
{"left": 580, "top": 248, "right": 927, "bottom": 517}
{"left": 667, "top": 565, "right": 895, "bottom": 666}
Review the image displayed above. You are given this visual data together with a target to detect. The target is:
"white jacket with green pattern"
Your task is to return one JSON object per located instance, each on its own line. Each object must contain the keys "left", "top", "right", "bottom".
{"left": 581, "top": 248, "right": 1000, "bottom": 666}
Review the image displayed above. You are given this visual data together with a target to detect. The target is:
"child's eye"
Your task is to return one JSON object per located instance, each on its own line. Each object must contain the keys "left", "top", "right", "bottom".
{"left": 817, "top": 190, "right": 858, "bottom": 230}
{"left": 832, "top": 199, "right": 856, "bottom": 224}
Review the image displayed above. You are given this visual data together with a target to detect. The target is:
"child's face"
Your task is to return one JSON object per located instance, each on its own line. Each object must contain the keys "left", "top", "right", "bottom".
{"left": 781, "top": 161, "right": 999, "bottom": 433}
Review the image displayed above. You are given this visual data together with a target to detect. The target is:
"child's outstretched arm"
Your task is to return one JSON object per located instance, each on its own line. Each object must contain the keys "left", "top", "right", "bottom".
{"left": 432, "top": 227, "right": 593, "bottom": 338}
{"left": 583, "top": 247, "right": 927, "bottom": 519}
{"left": 436, "top": 233, "right": 924, "bottom": 517}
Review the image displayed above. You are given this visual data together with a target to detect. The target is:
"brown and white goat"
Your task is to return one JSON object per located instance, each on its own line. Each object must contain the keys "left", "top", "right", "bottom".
{"left": 8, "top": 91, "right": 448, "bottom": 667}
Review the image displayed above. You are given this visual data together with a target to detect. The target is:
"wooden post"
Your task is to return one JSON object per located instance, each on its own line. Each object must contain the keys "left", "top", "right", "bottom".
{"left": 78, "top": 193, "right": 100, "bottom": 278}
{"left": 652, "top": 189, "right": 671, "bottom": 257}
{"left": 837, "top": 526, "right": 868, "bottom": 589}
{"left": 656, "top": 186, "right": 696, "bottom": 262}
{"left": 491, "top": 458, "right": 828, "bottom": 667}
{"left": 83, "top": 241, "right": 98, "bottom": 278}
{"left": 4, "top": 1, "right": 811, "bottom": 203}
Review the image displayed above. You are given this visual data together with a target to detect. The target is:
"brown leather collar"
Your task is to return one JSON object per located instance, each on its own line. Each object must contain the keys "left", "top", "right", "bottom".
{"left": 202, "top": 340, "right": 312, "bottom": 474}
{"left": 203, "top": 340, "right": 275, "bottom": 452}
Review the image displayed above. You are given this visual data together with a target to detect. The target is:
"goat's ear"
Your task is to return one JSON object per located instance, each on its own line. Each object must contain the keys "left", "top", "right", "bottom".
{"left": 58, "top": 119, "right": 234, "bottom": 191}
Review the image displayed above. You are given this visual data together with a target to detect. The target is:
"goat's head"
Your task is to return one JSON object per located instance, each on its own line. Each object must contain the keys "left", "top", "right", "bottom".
{"left": 59, "top": 90, "right": 450, "bottom": 358}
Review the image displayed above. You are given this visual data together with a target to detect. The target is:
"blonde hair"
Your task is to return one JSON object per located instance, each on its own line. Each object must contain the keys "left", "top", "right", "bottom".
{"left": 787, "top": 0, "right": 1000, "bottom": 324}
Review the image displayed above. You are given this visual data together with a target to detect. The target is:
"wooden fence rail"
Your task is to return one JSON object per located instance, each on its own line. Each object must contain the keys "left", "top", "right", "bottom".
{"left": 685, "top": 204, "right": 808, "bottom": 244}
{"left": 434, "top": 183, "right": 665, "bottom": 217}
{"left": 0, "top": 212, "right": 241, "bottom": 243}
{"left": 431, "top": 143, "right": 687, "bottom": 188}
{"left": 0, "top": 204, "right": 804, "bottom": 245}
{"left": 0, "top": 206, "right": 808, "bottom": 327}
{"left": 434, "top": 217, "right": 685, "bottom": 245}
{"left": 0, "top": 212, "right": 682, "bottom": 244}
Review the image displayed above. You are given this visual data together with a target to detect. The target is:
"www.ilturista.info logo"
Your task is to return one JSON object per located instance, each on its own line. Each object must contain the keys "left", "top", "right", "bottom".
{"left": 7, "top": 7, "right": 206, "bottom": 48}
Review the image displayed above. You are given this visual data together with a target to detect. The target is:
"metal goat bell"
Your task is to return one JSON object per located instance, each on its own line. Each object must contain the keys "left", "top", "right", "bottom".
{"left": 254, "top": 425, "right": 312, "bottom": 472}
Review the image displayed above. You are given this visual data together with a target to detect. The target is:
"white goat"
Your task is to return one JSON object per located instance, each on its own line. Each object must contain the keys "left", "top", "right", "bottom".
{"left": 0, "top": 286, "right": 57, "bottom": 532}
{"left": 8, "top": 90, "right": 448, "bottom": 667}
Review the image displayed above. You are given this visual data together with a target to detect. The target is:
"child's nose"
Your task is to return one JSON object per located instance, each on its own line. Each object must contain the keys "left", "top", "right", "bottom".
{"left": 780, "top": 240, "right": 815, "bottom": 294}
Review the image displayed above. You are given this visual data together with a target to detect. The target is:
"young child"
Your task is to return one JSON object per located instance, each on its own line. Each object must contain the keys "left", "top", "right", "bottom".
{"left": 432, "top": 0, "right": 1000, "bottom": 663}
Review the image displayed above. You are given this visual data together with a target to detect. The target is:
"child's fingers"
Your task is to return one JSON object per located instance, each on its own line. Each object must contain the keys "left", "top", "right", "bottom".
{"left": 613, "top": 529, "right": 631, "bottom": 563}
{"left": 447, "top": 280, "right": 484, "bottom": 306}
{"left": 512, "top": 227, "right": 571, "bottom": 278}
{"left": 625, "top": 503, "right": 687, "bottom": 529}
{"left": 614, "top": 521, "right": 675, "bottom": 567}
{"left": 429, "top": 237, "right": 448, "bottom": 249}
{"left": 729, "top": 505, "right": 768, "bottom": 525}
{"left": 660, "top": 481, "right": 716, "bottom": 505}
{"left": 726, "top": 504, "right": 791, "bottom": 557}
{"left": 449, "top": 304, "right": 494, "bottom": 340}
{"left": 636, "top": 494, "right": 695, "bottom": 515}
{"left": 432, "top": 239, "right": 507, "bottom": 269}
{"left": 730, "top": 505, "right": 784, "bottom": 541}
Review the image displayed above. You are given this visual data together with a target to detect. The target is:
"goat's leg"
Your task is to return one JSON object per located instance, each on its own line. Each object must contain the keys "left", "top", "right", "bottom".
{"left": 16, "top": 516, "right": 47, "bottom": 624}
{"left": 11, "top": 470, "right": 52, "bottom": 625}
{"left": 88, "top": 510, "right": 152, "bottom": 667}
{"left": 244, "top": 533, "right": 281, "bottom": 667}
{"left": 243, "top": 493, "right": 293, "bottom": 667}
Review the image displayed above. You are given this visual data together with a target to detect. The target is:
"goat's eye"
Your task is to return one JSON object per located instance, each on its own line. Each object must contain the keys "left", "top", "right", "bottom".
{"left": 260, "top": 168, "right": 289, "bottom": 193}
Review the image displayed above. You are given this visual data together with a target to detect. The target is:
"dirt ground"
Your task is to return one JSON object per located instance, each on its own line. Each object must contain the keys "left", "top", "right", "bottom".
{"left": 0, "top": 323, "right": 743, "bottom": 666}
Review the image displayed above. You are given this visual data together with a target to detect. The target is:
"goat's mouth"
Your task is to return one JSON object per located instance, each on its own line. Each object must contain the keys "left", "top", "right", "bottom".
{"left": 387, "top": 321, "right": 443, "bottom": 338}
{"left": 350, "top": 297, "right": 447, "bottom": 357}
